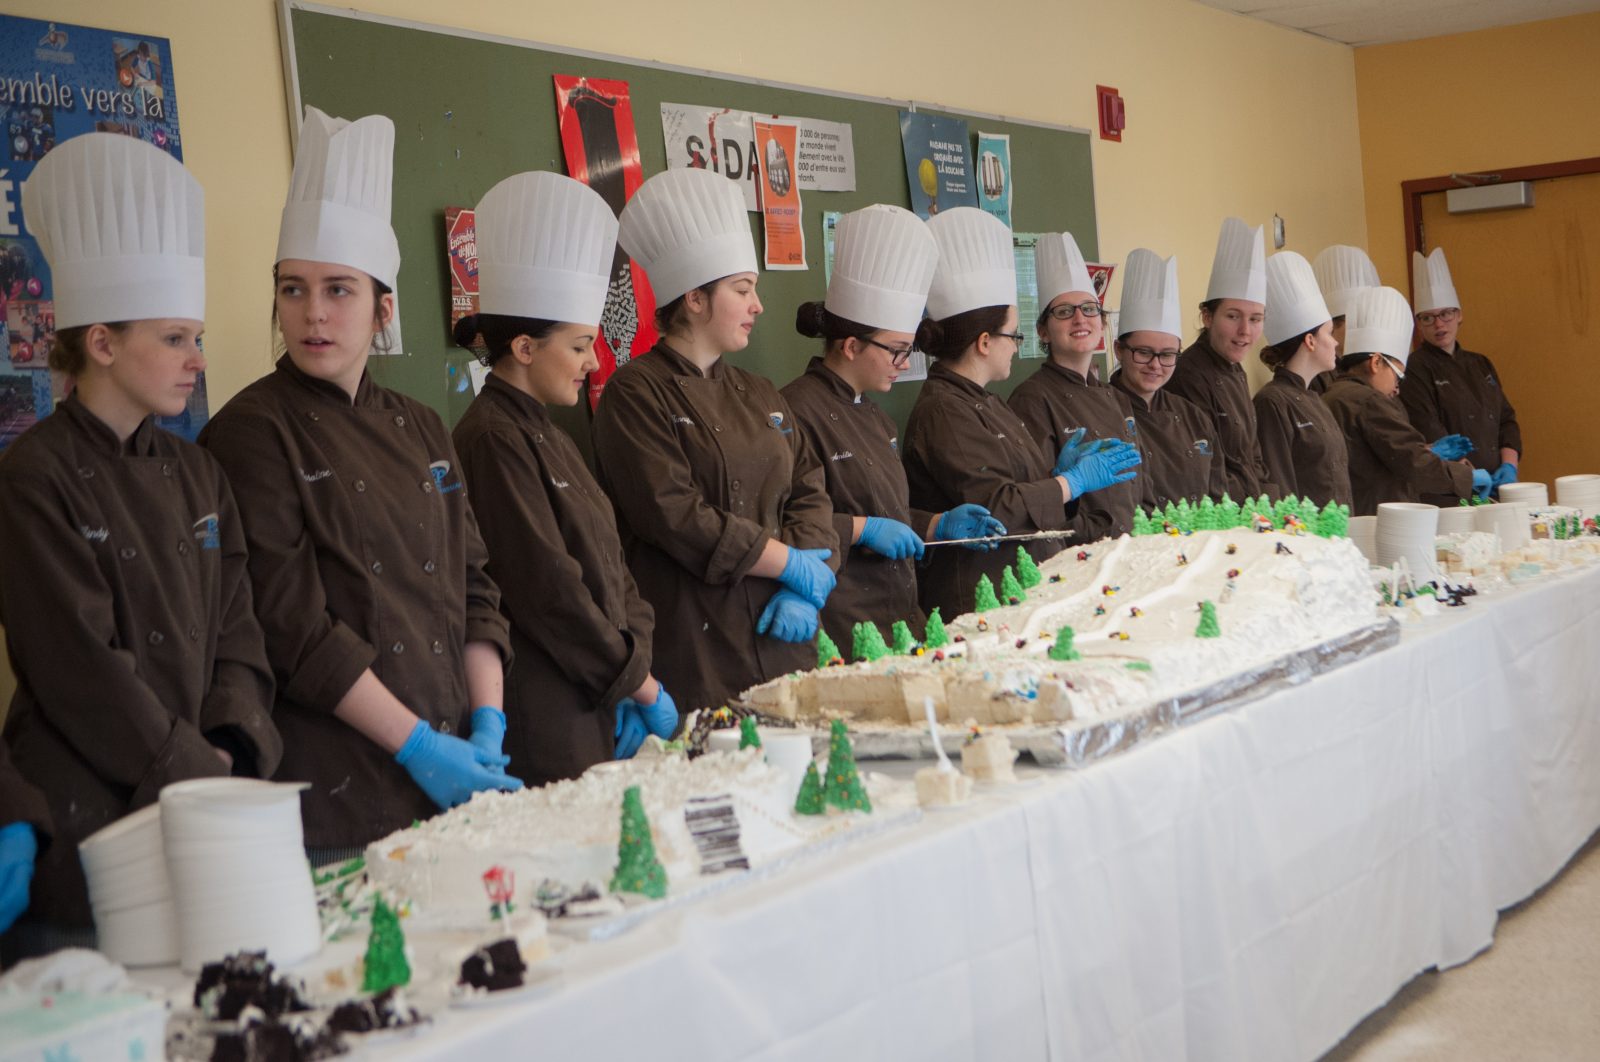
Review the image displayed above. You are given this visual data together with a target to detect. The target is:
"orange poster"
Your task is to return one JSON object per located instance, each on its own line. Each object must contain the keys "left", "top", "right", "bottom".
{"left": 753, "top": 119, "right": 806, "bottom": 271}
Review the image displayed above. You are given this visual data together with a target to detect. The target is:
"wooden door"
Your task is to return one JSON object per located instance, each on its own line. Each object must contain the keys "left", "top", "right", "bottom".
{"left": 1419, "top": 173, "right": 1599, "bottom": 486}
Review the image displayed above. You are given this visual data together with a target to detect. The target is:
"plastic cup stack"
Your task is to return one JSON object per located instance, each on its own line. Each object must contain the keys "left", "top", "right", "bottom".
{"left": 78, "top": 803, "right": 179, "bottom": 967}
{"left": 707, "top": 727, "right": 815, "bottom": 797}
{"left": 1435, "top": 506, "right": 1476, "bottom": 534}
{"left": 1376, "top": 502, "right": 1440, "bottom": 578}
{"left": 160, "top": 778, "right": 321, "bottom": 972}
{"left": 1348, "top": 515, "right": 1379, "bottom": 563}
{"left": 1476, "top": 501, "right": 1530, "bottom": 550}
{"left": 1498, "top": 482, "right": 1549, "bottom": 508}
{"left": 1555, "top": 475, "right": 1600, "bottom": 517}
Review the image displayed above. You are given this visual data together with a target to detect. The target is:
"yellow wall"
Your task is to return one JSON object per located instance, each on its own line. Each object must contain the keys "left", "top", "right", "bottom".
{"left": 3, "top": 0, "right": 1367, "bottom": 403}
{"left": 1354, "top": 10, "right": 1600, "bottom": 286}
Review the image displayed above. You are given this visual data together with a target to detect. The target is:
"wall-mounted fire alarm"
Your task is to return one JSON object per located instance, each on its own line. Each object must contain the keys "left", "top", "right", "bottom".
{"left": 1097, "top": 86, "right": 1125, "bottom": 142}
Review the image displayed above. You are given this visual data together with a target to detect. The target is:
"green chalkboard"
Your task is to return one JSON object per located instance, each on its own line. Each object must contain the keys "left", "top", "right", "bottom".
{"left": 285, "top": 5, "right": 1097, "bottom": 454}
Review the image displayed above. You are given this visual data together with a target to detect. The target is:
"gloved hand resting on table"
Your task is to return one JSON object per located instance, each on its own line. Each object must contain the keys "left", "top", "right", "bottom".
{"left": 0, "top": 821, "right": 36, "bottom": 934}
{"left": 1471, "top": 468, "right": 1493, "bottom": 499}
{"left": 395, "top": 720, "right": 523, "bottom": 810}
{"left": 1428, "top": 434, "right": 1474, "bottom": 461}
{"left": 778, "top": 547, "right": 835, "bottom": 610}
{"left": 756, "top": 589, "right": 820, "bottom": 643}
{"left": 859, "top": 516, "right": 924, "bottom": 560}
{"left": 467, "top": 706, "right": 511, "bottom": 768}
{"left": 933, "top": 504, "right": 1005, "bottom": 551}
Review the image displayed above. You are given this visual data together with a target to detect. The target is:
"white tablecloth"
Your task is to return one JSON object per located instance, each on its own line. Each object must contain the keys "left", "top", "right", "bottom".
{"left": 369, "top": 564, "right": 1600, "bottom": 1060}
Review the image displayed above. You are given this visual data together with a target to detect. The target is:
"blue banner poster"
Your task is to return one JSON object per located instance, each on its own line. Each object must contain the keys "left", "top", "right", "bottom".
{"left": 0, "top": 15, "right": 200, "bottom": 450}
{"left": 898, "top": 110, "right": 976, "bottom": 220}
{"left": 976, "top": 131, "right": 1013, "bottom": 228}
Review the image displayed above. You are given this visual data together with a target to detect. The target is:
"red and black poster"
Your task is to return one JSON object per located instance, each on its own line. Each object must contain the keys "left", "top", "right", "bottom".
{"left": 552, "top": 75, "right": 657, "bottom": 410}
{"left": 443, "top": 206, "right": 482, "bottom": 355}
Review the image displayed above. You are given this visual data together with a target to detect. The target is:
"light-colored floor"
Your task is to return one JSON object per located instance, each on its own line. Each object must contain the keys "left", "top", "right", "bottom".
{"left": 1322, "top": 831, "right": 1600, "bottom": 1062}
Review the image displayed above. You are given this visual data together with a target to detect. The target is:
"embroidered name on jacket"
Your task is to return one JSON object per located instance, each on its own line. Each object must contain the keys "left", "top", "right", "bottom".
{"left": 830, "top": 450, "right": 854, "bottom": 462}
{"left": 1295, "top": 419, "right": 1314, "bottom": 430}
{"left": 299, "top": 468, "right": 333, "bottom": 483}
{"left": 192, "top": 513, "right": 220, "bottom": 551}
{"left": 671, "top": 415, "right": 696, "bottom": 428}
{"left": 79, "top": 525, "right": 109, "bottom": 542}
{"left": 428, "top": 460, "right": 464, "bottom": 494}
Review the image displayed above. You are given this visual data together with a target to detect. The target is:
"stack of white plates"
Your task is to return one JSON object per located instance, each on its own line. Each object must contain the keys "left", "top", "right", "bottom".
{"left": 78, "top": 804, "right": 178, "bottom": 967}
{"left": 1476, "top": 501, "right": 1530, "bottom": 549}
{"left": 1498, "top": 482, "right": 1549, "bottom": 507}
{"left": 1376, "top": 502, "right": 1440, "bottom": 578}
{"left": 160, "top": 779, "right": 320, "bottom": 972}
{"left": 1435, "top": 506, "right": 1477, "bottom": 534}
{"left": 1555, "top": 474, "right": 1600, "bottom": 514}
{"left": 1348, "top": 515, "right": 1379, "bottom": 563}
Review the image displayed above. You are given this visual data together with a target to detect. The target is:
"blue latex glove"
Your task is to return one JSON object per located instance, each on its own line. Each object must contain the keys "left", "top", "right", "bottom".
{"left": 613, "top": 702, "right": 648, "bottom": 760}
{"left": 0, "top": 822, "right": 36, "bottom": 935}
{"left": 1492, "top": 462, "right": 1519, "bottom": 488}
{"left": 467, "top": 706, "right": 510, "bottom": 768}
{"left": 934, "top": 504, "right": 1006, "bottom": 550}
{"left": 1428, "top": 434, "right": 1474, "bottom": 461}
{"left": 1051, "top": 427, "right": 1092, "bottom": 479}
{"left": 859, "top": 516, "right": 925, "bottom": 560}
{"left": 638, "top": 687, "right": 678, "bottom": 739}
{"left": 1064, "top": 440, "right": 1142, "bottom": 498}
{"left": 756, "top": 589, "right": 820, "bottom": 643}
{"left": 395, "top": 720, "right": 523, "bottom": 810}
{"left": 1471, "top": 468, "right": 1493, "bottom": 499}
{"left": 778, "top": 547, "right": 835, "bottom": 610}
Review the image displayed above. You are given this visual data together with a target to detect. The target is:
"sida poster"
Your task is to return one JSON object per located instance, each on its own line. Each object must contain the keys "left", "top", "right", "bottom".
{"left": 0, "top": 15, "right": 198, "bottom": 450}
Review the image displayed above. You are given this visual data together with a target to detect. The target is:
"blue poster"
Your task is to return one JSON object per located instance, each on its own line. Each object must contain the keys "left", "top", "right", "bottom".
{"left": 976, "top": 131, "right": 1013, "bottom": 228}
{"left": 898, "top": 110, "right": 977, "bottom": 220}
{"left": 0, "top": 15, "right": 201, "bottom": 450}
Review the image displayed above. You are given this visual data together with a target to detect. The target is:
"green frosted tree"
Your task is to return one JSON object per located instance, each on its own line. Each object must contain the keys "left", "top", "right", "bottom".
{"left": 1195, "top": 600, "right": 1221, "bottom": 639}
{"left": 1163, "top": 500, "right": 1179, "bottom": 526}
{"left": 1048, "top": 625, "right": 1081, "bottom": 662}
{"left": 738, "top": 715, "right": 761, "bottom": 750}
{"left": 924, "top": 608, "right": 949, "bottom": 649}
{"left": 794, "top": 760, "right": 825, "bottom": 815}
{"left": 974, "top": 574, "right": 1001, "bottom": 613}
{"left": 1016, "top": 547, "right": 1043, "bottom": 588}
{"left": 1175, "top": 498, "right": 1194, "bottom": 533}
{"left": 1197, "top": 496, "right": 1218, "bottom": 531}
{"left": 1000, "top": 565, "right": 1027, "bottom": 605}
{"left": 822, "top": 719, "right": 872, "bottom": 813}
{"left": 890, "top": 620, "right": 917, "bottom": 655}
{"left": 816, "top": 629, "right": 843, "bottom": 668}
{"left": 852, "top": 621, "right": 891, "bottom": 662}
{"left": 362, "top": 895, "right": 411, "bottom": 993}
{"left": 1132, "top": 507, "right": 1154, "bottom": 536}
{"left": 1323, "top": 502, "right": 1350, "bottom": 538}
{"left": 1273, "top": 495, "right": 1297, "bottom": 526}
{"left": 609, "top": 785, "right": 668, "bottom": 899}
{"left": 1219, "top": 494, "right": 1241, "bottom": 528}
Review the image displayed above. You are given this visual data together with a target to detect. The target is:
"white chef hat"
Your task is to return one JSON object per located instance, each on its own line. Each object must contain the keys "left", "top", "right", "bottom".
{"left": 1343, "top": 286, "right": 1415, "bottom": 366}
{"left": 1204, "top": 217, "right": 1266, "bottom": 304}
{"left": 925, "top": 207, "right": 1016, "bottom": 321}
{"left": 1312, "top": 245, "right": 1380, "bottom": 320}
{"left": 1412, "top": 247, "right": 1461, "bottom": 314}
{"left": 1263, "top": 251, "right": 1332, "bottom": 346}
{"left": 1036, "top": 232, "right": 1096, "bottom": 307}
{"left": 276, "top": 107, "right": 400, "bottom": 289}
{"left": 826, "top": 204, "right": 938, "bottom": 334}
{"left": 618, "top": 168, "right": 756, "bottom": 305}
{"left": 475, "top": 171, "right": 617, "bottom": 325}
{"left": 1116, "top": 249, "right": 1181, "bottom": 341}
{"left": 23, "top": 133, "right": 204, "bottom": 330}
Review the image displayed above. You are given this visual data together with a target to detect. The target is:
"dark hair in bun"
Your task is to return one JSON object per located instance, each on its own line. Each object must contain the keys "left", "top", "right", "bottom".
{"left": 914, "top": 305, "right": 1011, "bottom": 361}
{"left": 453, "top": 312, "right": 560, "bottom": 368}
{"left": 795, "top": 300, "right": 876, "bottom": 349}
{"left": 1260, "top": 328, "right": 1315, "bottom": 369}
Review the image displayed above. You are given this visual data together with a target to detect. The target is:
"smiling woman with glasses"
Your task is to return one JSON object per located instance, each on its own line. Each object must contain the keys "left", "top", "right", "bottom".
{"left": 782, "top": 205, "right": 1006, "bottom": 650}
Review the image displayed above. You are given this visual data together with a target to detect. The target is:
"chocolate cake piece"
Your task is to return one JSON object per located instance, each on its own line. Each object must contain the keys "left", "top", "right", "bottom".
{"left": 194, "top": 952, "right": 312, "bottom": 1022}
{"left": 209, "top": 1018, "right": 344, "bottom": 1062}
{"left": 326, "top": 988, "right": 420, "bottom": 1034}
{"left": 459, "top": 938, "right": 526, "bottom": 992}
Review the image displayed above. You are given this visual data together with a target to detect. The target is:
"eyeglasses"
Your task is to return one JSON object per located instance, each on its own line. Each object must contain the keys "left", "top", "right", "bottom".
{"left": 1046, "top": 301, "right": 1106, "bottom": 321}
{"left": 991, "top": 331, "right": 1026, "bottom": 348}
{"left": 1415, "top": 308, "right": 1460, "bottom": 326}
{"left": 861, "top": 337, "right": 916, "bottom": 367}
{"left": 1124, "top": 346, "right": 1180, "bottom": 366}
{"left": 1379, "top": 354, "right": 1406, "bottom": 380}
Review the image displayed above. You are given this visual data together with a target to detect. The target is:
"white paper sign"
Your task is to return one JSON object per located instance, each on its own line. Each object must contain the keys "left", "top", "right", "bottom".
{"left": 661, "top": 102, "right": 761, "bottom": 211}
{"left": 780, "top": 115, "right": 856, "bottom": 192}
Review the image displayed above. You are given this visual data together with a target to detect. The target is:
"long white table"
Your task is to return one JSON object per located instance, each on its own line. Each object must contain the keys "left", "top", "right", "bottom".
{"left": 221, "top": 564, "right": 1600, "bottom": 1060}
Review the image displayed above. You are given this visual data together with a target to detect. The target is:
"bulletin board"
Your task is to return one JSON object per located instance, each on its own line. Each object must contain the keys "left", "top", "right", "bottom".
{"left": 279, "top": 2, "right": 1099, "bottom": 450}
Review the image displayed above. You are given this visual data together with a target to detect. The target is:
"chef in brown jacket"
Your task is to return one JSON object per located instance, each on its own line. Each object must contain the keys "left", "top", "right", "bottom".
{"left": 0, "top": 134, "right": 280, "bottom": 952}
{"left": 1108, "top": 249, "right": 1225, "bottom": 509}
{"left": 201, "top": 109, "right": 518, "bottom": 858}
{"left": 1010, "top": 232, "right": 1152, "bottom": 541}
{"left": 1309, "top": 244, "right": 1381, "bottom": 395}
{"left": 905, "top": 208, "right": 1141, "bottom": 619}
{"left": 451, "top": 172, "right": 668, "bottom": 784}
{"left": 1400, "top": 247, "right": 1523, "bottom": 495}
{"left": 1323, "top": 286, "right": 1484, "bottom": 515}
{"left": 784, "top": 204, "right": 1003, "bottom": 651}
{"left": 1166, "top": 218, "right": 1277, "bottom": 501}
{"left": 1252, "top": 251, "right": 1351, "bottom": 508}
{"left": 593, "top": 168, "right": 838, "bottom": 715}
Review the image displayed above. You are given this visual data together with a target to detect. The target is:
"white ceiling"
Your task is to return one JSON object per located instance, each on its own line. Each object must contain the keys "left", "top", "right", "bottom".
{"left": 1193, "top": 0, "right": 1600, "bottom": 46}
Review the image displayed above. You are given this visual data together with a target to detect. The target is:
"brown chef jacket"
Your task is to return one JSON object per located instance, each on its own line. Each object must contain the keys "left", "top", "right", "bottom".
{"left": 1109, "top": 372, "right": 1227, "bottom": 509}
{"left": 1166, "top": 335, "right": 1278, "bottom": 501}
{"left": 781, "top": 358, "right": 932, "bottom": 653}
{"left": 1009, "top": 358, "right": 1154, "bottom": 543}
{"left": 1322, "top": 375, "right": 1474, "bottom": 516}
{"left": 200, "top": 357, "right": 510, "bottom": 848}
{"left": 592, "top": 342, "right": 837, "bottom": 715}
{"left": 1253, "top": 366, "right": 1353, "bottom": 509}
{"left": 1399, "top": 341, "right": 1522, "bottom": 475}
{"left": 0, "top": 396, "right": 281, "bottom": 927}
{"left": 903, "top": 360, "right": 1070, "bottom": 621}
{"left": 453, "top": 373, "right": 653, "bottom": 786}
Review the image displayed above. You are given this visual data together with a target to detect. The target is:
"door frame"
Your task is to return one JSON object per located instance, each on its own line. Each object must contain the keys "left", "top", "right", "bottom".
{"left": 1402, "top": 155, "right": 1600, "bottom": 292}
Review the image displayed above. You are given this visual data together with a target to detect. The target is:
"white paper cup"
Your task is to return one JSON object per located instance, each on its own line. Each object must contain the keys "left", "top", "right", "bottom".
{"left": 1499, "top": 482, "right": 1548, "bottom": 507}
{"left": 760, "top": 732, "right": 815, "bottom": 797}
{"left": 1435, "top": 507, "right": 1476, "bottom": 534}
